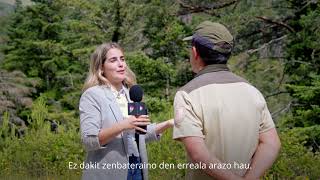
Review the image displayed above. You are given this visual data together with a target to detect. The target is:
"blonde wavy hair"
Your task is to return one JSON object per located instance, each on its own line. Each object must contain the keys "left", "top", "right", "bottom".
{"left": 82, "top": 42, "right": 137, "bottom": 91}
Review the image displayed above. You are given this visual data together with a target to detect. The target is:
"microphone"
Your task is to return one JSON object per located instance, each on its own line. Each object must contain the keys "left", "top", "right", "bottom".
{"left": 128, "top": 85, "right": 148, "bottom": 134}
{"left": 129, "top": 85, "right": 143, "bottom": 102}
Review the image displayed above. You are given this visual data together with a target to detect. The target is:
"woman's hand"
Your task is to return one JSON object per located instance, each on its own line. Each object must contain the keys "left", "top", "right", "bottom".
{"left": 120, "top": 115, "right": 151, "bottom": 133}
{"left": 167, "top": 118, "right": 174, "bottom": 127}
{"left": 98, "top": 115, "right": 149, "bottom": 146}
{"left": 155, "top": 118, "right": 174, "bottom": 134}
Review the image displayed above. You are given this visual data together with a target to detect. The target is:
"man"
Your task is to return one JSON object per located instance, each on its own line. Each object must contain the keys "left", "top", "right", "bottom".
{"left": 173, "top": 21, "right": 281, "bottom": 180}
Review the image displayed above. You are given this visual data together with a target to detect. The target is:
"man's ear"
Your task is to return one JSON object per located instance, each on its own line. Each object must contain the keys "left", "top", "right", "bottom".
{"left": 192, "top": 46, "right": 199, "bottom": 60}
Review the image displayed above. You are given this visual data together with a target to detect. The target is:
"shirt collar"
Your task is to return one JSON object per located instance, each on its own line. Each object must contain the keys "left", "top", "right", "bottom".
{"left": 110, "top": 85, "right": 126, "bottom": 98}
{"left": 195, "top": 64, "right": 229, "bottom": 78}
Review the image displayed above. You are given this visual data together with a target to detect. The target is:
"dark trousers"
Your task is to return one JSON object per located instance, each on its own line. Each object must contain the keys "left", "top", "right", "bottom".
{"left": 127, "top": 155, "right": 143, "bottom": 180}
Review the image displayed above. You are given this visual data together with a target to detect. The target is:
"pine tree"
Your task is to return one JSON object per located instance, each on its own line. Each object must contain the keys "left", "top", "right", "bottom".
{"left": 282, "top": 0, "right": 320, "bottom": 151}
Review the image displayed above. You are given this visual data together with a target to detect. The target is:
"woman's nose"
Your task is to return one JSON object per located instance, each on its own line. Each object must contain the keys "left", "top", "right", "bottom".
{"left": 118, "top": 60, "right": 124, "bottom": 67}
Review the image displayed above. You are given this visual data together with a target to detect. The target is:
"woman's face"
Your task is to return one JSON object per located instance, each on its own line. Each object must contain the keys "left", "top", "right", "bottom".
{"left": 102, "top": 48, "right": 127, "bottom": 85}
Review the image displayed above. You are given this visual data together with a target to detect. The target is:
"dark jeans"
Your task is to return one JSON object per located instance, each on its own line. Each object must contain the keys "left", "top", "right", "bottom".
{"left": 127, "top": 155, "right": 143, "bottom": 180}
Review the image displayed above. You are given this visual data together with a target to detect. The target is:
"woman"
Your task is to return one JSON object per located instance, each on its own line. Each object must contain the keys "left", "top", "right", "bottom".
{"left": 79, "top": 42, "right": 173, "bottom": 180}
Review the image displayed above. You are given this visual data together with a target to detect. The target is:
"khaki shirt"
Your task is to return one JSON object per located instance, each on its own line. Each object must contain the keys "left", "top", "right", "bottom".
{"left": 173, "top": 64, "right": 275, "bottom": 179}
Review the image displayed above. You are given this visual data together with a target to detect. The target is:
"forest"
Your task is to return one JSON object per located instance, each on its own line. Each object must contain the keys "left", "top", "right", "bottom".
{"left": 0, "top": 0, "right": 319, "bottom": 179}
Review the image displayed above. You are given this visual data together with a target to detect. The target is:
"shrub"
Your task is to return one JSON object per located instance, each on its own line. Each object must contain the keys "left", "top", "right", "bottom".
{"left": 147, "top": 106, "right": 186, "bottom": 180}
{"left": 265, "top": 127, "right": 320, "bottom": 179}
{"left": 0, "top": 97, "right": 84, "bottom": 179}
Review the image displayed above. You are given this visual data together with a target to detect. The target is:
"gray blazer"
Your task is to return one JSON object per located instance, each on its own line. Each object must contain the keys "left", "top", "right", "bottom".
{"left": 79, "top": 85, "right": 159, "bottom": 180}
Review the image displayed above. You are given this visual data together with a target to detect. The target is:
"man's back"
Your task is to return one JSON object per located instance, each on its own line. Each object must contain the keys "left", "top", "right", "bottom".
{"left": 174, "top": 20, "right": 280, "bottom": 180}
{"left": 173, "top": 65, "right": 274, "bottom": 178}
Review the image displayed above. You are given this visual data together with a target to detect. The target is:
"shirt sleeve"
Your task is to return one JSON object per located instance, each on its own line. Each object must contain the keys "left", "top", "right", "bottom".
{"left": 173, "top": 90, "right": 204, "bottom": 140}
{"left": 144, "top": 123, "right": 161, "bottom": 143}
{"left": 259, "top": 99, "right": 275, "bottom": 133}
{"left": 79, "top": 90, "right": 105, "bottom": 151}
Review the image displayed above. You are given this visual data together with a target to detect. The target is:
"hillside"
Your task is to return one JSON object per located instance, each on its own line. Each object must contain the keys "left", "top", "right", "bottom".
{"left": 0, "top": 0, "right": 319, "bottom": 179}
{"left": 0, "top": 0, "right": 31, "bottom": 6}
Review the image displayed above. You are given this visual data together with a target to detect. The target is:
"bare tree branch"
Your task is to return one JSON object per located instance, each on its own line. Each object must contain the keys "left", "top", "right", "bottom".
{"left": 271, "top": 101, "right": 292, "bottom": 119}
{"left": 232, "top": 0, "right": 240, "bottom": 12}
{"left": 312, "top": 138, "right": 320, "bottom": 151}
{"left": 177, "top": 0, "right": 238, "bottom": 16}
{"left": 266, "top": 91, "right": 289, "bottom": 99}
{"left": 277, "top": 62, "right": 286, "bottom": 90}
{"left": 256, "top": 16, "right": 295, "bottom": 33}
{"left": 246, "top": 35, "right": 287, "bottom": 55}
{"left": 297, "top": 0, "right": 318, "bottom": 14}
{"left": 93, "top": 20, "right": 108, "bottom": 34}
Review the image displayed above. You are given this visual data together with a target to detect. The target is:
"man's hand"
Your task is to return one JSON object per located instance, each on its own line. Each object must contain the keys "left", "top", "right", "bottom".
{"left": 181, "top": 136, "right": 244, "bottom": 180}
{"left": 244, "top": 128, "right": 281, "bottom": 179}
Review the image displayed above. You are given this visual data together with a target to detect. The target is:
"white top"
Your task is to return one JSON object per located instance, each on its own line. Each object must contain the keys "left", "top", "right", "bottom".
{"left": 110, "top": 85, "right": 139, "bottom": 157}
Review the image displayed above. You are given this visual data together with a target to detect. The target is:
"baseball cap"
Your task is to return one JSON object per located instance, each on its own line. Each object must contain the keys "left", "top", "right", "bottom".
{"left": 183, "top": 21, "right": 234, "bottom": 54}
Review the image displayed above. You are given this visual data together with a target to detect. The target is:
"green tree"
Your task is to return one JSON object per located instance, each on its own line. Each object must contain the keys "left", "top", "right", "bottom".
{"left": 143, "top": 1, "right": 188, "bottom": 64}
{"left": 283, "top": 2, "right": 320, "bottom": 128}
{"left": 2, "top": 1, "right": 65, "bottom": 89}
{"left": 126, "top": 51, "right": 175, "bottom": 98}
